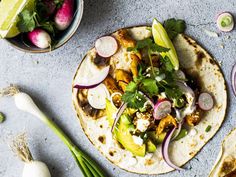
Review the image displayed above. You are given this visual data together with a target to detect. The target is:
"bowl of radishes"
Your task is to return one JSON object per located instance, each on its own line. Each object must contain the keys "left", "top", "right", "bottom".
{"left": 6, "top": 0, "right": 84, "bottom": 53}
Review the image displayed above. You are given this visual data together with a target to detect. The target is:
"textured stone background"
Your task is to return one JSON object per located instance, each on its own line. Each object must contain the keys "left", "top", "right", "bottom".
{"left": 0, "top": 0, "right": 236, "bottom": 177}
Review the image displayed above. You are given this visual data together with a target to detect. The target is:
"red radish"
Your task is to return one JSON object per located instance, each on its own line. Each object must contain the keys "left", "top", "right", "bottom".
{"left": 95, "top": 36, "right": 118, "bottom": 58}
{"left": 198, "top": 92, "right": 214, "bottom": 111}
{"left": 28, "top": 29, "right": 51, "bottom": 49}
{"left": 217, "top": 12, "right": 234, "bottom": 32}
{"left": 54, "top": 0, "right": 74, "bottom": 30}
{"left": 153, "top": 99, "right": 172, "bottom": 120}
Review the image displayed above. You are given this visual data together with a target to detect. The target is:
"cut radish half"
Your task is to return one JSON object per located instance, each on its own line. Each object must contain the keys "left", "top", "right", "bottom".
{"left": 153, "top": 99, "right": 172, "bottom": 120}
{"left": 74, "top": 55, "right": 110, "bottom": 89}
{"left": 87, "top": 84, "right": 110, "bottom": 109}
{"left": 198, "top": 92, "right": 214, "bottom": 111}
{"left": 95, "top": 36, "right": 118, "bottom": 58}
{"left": 217, "top": 12, "right": 234, "bottom": 32}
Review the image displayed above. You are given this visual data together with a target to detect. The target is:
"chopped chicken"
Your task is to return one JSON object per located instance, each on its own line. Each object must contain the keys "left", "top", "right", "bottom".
{"left": 115, "top": 69, "right": 132, "bottom": 92}
{"left": 130, "top": 54, "right": 141, "bottom": 78}
{"left": 157, "top": 115, "right": 177, "bottom": 134}
{"left": 114, "top": 29, "right": 136, "bottom": 48}
{"left": 185, "top": 111, "right": 201, "bottom": 126}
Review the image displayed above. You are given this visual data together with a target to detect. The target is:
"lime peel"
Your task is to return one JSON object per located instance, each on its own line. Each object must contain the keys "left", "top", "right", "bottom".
{"left": 0, "top": 0, "right": 35, "bottom": 38}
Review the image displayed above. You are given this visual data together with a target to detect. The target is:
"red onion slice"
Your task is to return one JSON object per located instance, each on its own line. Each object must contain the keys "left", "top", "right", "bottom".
{"left": 162, "top": 127, "right": 183, "bottom": 170}
{"left": 231, "top": 63, "right": 236, "bottom": 96}
{"left": 139, "top": 91, "right": 154, "bottom": 108}
{"left": 111, "top": 103, "right": 127, "bottom": 132}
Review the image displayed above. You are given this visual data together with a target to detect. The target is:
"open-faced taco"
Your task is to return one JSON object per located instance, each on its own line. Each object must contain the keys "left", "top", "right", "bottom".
{"left": 72, "top": 19, "right": 227, "bottom": 174}
{"left": 209, "top": 128, "right": 236, "bottom": 177}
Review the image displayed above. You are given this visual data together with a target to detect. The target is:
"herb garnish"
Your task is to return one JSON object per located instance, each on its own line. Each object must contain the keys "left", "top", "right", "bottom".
{"left": 205, "top": 125, "right": 212, "bottom": 132}
{"left": 123, "top": 37, "right": 186, "bottom": 109}
{"left": 163, "top": 18, "right": 186, "bottom": 40}
{"left": 17, "top": 10, "right": 38, "bottom": 32}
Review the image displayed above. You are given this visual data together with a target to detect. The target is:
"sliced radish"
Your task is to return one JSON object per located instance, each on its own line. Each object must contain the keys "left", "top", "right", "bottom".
{"left": 95, "top": 36, "right": 118, "bottom": 58}
{"left": 198, "top": 92, "right": 214, "bottom": 111}
{"left": 217, "top": 12, "right": 234, "bottom": 32}
{"left": 87, "top": 84, "right": 110, "bottom": 109}
{"left": 74, "top": 55, "right": 110, "bottom": 89}
{"left": 153, "top": 99, "right": 172, "bottom": 120}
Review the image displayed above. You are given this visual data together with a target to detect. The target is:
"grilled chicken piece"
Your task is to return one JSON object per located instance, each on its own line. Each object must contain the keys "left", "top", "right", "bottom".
{"left": 185, "top": 111, "right": 201, "bottom": 126}
{"left": 103, "top": 76, "right": 122, "bottom": 107}
{"left": 115, "top": 69, "right": 132, "bottom": 92}
{"left": 130, "top": 54, "right": 141, "bottom": 78}
{"left": 115, "top": 29, "right": 136, "bottom": 48}
{"left": 157, "top": 114, "right": 177, "bottom": 134}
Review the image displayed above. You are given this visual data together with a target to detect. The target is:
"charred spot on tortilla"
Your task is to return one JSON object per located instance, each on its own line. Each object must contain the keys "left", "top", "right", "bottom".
{"left": 98, "top": 135, "right": 106, "bottom": 144}
{"left": 219, "top": 156, "right": 236, "bottom": 176}
{"left": 93, "top": 54, "right": 110, "bottom": 68}
{"left": 78, "top": 90, "right": 105, "bottom": 119}
{"left": 195, "top": 50, "right": 206, "bottom": 68}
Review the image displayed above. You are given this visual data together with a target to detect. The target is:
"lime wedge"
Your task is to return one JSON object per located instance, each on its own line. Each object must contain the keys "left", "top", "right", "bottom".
{"left": 152, "top": 18, "right": 179, "bottom": 70}
{"left": 0, "top": 0, "right": 35, "bottom": 38}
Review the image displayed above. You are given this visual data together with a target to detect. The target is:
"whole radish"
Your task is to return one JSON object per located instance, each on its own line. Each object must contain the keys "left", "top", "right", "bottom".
{"left": 28, "top": 28, "right": 51, "bottom": 49}
{"left": 10, "top": 134, "right": 51, "bottom": 177}
{"left": 54, "top": 0, "right": 74, "bottom": 30}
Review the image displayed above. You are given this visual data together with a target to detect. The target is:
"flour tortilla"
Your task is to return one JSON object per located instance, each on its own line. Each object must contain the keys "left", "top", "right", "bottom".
{"left": 72, "top": 26, "right": 227, "bottom": 174}
{"left": 209, "top": 128, "right": 236, "bottom": 177}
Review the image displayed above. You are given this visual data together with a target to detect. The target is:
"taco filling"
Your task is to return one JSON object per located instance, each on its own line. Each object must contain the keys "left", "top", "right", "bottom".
{"left": 72, "top": 18, "right": 227, "bottom": 174}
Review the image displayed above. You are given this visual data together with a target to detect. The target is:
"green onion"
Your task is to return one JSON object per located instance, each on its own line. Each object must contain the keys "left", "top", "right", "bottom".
{"left": 0, "top": 86, "right": 106, "bottom": 177}
{"left": 205, "top": 125, "right": 212, "bottom": 132}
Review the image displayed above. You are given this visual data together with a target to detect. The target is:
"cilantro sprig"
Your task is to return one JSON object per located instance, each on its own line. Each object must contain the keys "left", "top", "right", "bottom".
{"left": 163, "top": 18, "right": 186, "bottom": 40}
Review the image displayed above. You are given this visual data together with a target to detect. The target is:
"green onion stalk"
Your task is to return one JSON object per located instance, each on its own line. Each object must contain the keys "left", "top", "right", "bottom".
{"left": 0, "top": 86, "right": 106, "bottom": 177}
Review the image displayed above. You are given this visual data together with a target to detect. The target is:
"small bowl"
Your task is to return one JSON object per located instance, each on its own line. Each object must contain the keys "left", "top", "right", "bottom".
{"left": 6, "top": 0, "right": 84, "bottom": 53}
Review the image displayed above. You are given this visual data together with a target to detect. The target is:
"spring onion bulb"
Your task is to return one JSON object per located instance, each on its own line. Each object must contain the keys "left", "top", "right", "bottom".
{"left": 10, "top": 134, "right": 51, "bottom": 177}
{"left": 1, "top": 86, "right": 106, "bottom": 177}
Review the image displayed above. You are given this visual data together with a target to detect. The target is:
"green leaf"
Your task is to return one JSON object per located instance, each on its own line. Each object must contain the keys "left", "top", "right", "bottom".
{"left": 163, "top": 18, "right": 186, "bottom": 40}
{"left": 160, "top": 56, "right": 174, "bottom": 72}
{"left": 54, "top": 0, "right": 64, "bottom": 8}
{"left": 122, "top": 91, "right": 146, "bottom": 109}
{"left": 165, "top": 86, "right": 183, "bottom": 100}
{"left": 140, "top": 78, "right": 158, "bottom": 96}
{"left": 125, "top": 81, "right": 137, "bottom": 92}
{"left": 17, "top": 10, "right": 37, "bottom": 32}
{"left": 150, "top": 43, "right": 170, "bottom": 53}
{"left": 40, "top": 21, "right": 56, "bottom": 36}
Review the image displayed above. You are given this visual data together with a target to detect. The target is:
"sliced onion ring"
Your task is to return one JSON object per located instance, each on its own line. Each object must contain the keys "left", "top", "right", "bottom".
{"left": 162, "top": 127, "right": 183, "bottom": 170}
{"left": 139, "top": 91, "right": 154, "bottom": 108}
{"left": 231, "top": 63, "right": 236, "bottom": 96}
{"left": 111, "top": 103, "right": 127, "bottom": 132}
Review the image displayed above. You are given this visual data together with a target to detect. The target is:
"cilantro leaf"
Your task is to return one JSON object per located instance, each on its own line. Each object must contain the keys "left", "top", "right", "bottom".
{"left": 163, "top": 18, "right": 186, "bottom": 40}
{"left": 122, "top": 91, "right": 146, "bottom": 109}
{"left": 165, "top": 86, "right": 183, "bottom": 100}
{"left": 17, "top": 10, "right": 37, "bottom": 32}
{"left": 40, "top": 21, "right": 56, "bottom": 36}
{"left": 125, "top": 81, "right": 137, "bottom": 92}
{"left": 150, "top": 44, "right": 170, "bottom": 53}
{"left": 140, "top": 78, "right": 158, "bottom": 96}
{"left": 160, "top": 56, "right": 174, "bottom": 72}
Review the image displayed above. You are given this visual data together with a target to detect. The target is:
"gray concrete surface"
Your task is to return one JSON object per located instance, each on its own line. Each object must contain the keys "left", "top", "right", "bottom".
{"left": 0, "top": 0, "right": 236, "bottom": 176}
